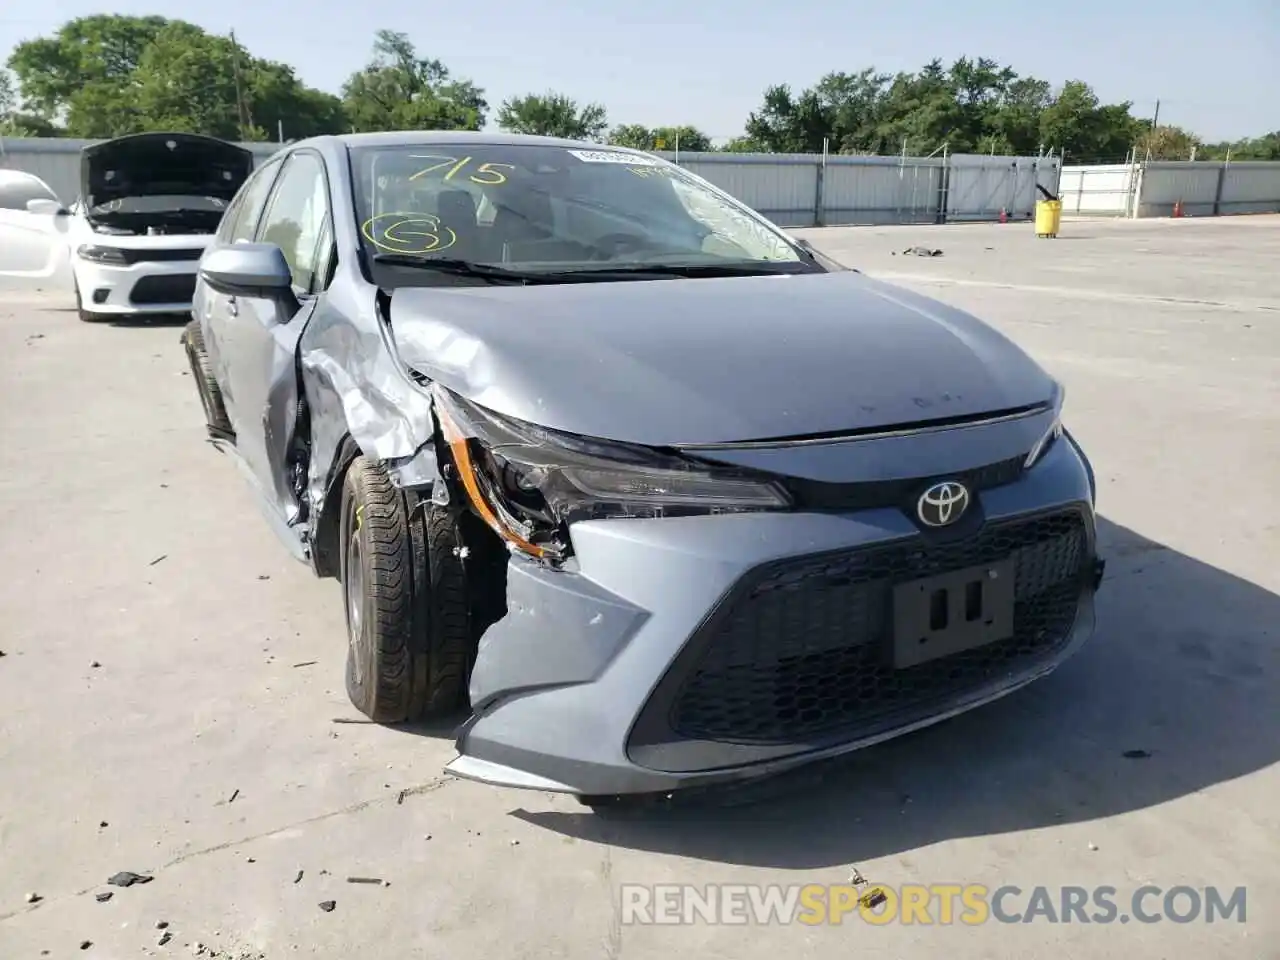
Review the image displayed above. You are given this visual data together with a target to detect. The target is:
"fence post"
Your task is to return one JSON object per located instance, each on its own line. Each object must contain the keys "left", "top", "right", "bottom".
{"left": 813, "top": 157, "right": 825, "bottom": 227}
{"left": 1212, "top": 161, "right": 1226, "bottom": 217}
{"left": 935, "top": 145, "right": 951, "bottom": 223}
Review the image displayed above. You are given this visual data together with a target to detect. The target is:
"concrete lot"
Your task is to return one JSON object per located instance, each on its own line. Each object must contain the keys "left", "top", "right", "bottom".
{"left": 1, "top": 215, "right": 1277, "bottom": 959}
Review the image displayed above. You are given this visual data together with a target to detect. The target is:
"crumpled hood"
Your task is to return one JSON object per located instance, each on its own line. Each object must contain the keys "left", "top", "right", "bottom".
{"left": 390, "top": 271, "right": 1056, "bottom": 446}
{"left": 81, "top": 132, "right": 254, "bottom": 208}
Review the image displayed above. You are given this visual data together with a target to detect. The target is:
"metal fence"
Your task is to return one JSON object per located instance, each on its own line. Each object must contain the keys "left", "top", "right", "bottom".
{"left": 654, "top": 151, "right": 1060, "bottom": 226}
{"left": 1059, "top": 160, "right": 1280, "bottom": 218}
{"left": 1, "top": 135, "right": 1061, "bottom": 226}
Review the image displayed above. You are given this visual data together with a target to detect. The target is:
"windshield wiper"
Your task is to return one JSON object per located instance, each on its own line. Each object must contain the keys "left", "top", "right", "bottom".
{"left": 371, "top": 254, "right": 550, "bottom": 283}
{"left": 555, "top": 261, "right": 817, "bottom": 278}
{"left": 372, "top": 253, "right": 815, "bottom": 285}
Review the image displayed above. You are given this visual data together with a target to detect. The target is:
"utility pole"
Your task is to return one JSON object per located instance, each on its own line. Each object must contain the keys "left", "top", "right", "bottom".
{"left": 230, "top": 30, "right": 253, "bottom": 141}
{"left": 1145, "top": 98, "right": 1160, "bottom": 162}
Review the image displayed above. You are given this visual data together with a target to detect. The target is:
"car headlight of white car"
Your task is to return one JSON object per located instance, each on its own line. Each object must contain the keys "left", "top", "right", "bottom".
{"left": 77, "top": 244, "right": 129, "bottom": 266}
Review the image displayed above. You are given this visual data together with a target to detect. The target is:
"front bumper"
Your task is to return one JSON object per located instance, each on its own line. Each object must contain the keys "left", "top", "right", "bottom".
{"left": 73, "top": 257, "right": 200, "bottom": 315}
{"left": 445, "top": 434, "right": 1103, "bottom": 797}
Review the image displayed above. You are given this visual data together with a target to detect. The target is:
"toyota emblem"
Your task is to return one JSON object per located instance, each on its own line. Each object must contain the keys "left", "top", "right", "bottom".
{"left": 917, "top": 481, "right": 970, "bottom": 528}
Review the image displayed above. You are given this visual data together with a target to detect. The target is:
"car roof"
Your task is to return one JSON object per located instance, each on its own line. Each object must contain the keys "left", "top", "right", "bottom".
{"left": 292, "top": 131, "right": 648, "bottom": 155}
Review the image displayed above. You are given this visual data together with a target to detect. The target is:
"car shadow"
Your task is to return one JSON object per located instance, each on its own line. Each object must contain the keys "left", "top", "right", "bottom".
{"left": 106, "top": 312, "right": 192, "bottom": 329}
{"left": 507, "top": 516, "right": 1279, "bottom": 868}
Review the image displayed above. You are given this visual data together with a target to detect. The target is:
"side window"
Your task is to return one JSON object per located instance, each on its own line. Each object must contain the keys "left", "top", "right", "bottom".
{"left": 225, "top": 159, "right": 283, "bottom": 243}
{"left": 255, "top": 152, "right": 331, "bottom": 293}
{"left": 0, "top": 170, "right": 60, "bottom": 210}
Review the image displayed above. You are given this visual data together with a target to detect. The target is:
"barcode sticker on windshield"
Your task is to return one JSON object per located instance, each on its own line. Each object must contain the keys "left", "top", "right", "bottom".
{"left": 567, "top": 150, "right": 659, "bottom": 165}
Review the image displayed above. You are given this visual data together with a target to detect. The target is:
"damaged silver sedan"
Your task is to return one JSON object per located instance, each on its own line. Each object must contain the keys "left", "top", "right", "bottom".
{"left": 182, "top": 131, "right": 1105, "bottom": 805}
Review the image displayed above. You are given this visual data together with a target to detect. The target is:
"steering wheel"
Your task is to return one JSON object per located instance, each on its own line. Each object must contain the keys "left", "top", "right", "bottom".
{"left": 590, "top": 232, "right": 664, "bottom": 261}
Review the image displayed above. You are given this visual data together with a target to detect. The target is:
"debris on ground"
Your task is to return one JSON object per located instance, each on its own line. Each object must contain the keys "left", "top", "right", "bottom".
{"left": 95, "top": 892, "right": 114, "bottom": 902}
{"left": 80, "top": 941, "right": 93, "bottom": 950}
{"left": 346, "top": 876, "right": 383, "bottom": 885}
{"left": 897, "top": 246, "right": 944, "bottom": 257}
{"left": 159, "top": 931, "right": 173, "bottom": 946}
{"left": 25, "top": 891, "right": 42, "bottom": 903}
{"left": 156, "top": 921, "right": 169, "bottom": 930}
{"left": 1088, "top": 842, "right": 1099, "bottom": 851}
{"left": 1123, "top": 749, "right": 1153, "bottom": 759}
{"left": 318, "top": 900, "right": 336, "bottom": 912}
{"left": 292, "top": 661, "right": 317, "bottom": 668}
{"left": 227, "top": 789, "right": 240, "bottom": 804}
{"left": 90, "top": 661, "right": 101, "bottom": 669}
{"left": 149, "top": 555, "right": 168, "bottom": 566}
{"left": 293, "top": 870, "right": 304, "bottom": 884}
{"left": 99, "top": 821, "right": 109, "bottom": 829}
{"left": 397, "top": 789, "right": 406, "bottom": 805}
{"left": 107, "top": 870, "right": 154, "bottom": 887}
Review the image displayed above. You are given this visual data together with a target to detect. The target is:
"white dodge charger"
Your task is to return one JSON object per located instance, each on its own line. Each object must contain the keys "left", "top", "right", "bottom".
{"left": 0, "top": 132, "right": 255, "bottom": 321}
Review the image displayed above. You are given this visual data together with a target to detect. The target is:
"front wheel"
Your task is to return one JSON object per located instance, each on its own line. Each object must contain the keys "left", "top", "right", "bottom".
{"left": 340, "top": 457, "right": 473, "bottom": 723}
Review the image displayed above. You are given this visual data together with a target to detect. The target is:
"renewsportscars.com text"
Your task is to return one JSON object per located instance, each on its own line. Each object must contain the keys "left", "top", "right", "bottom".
{"left": 619, "top": 883, "right": 1247, "bottom": 926}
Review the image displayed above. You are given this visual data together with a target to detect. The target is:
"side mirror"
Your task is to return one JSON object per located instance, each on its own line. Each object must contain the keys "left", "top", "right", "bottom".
{"left": 26, "top": 198, "right": 68, "bottom": 216}
{"left": 199, "top": 243, "right": 298, "bottom": 308}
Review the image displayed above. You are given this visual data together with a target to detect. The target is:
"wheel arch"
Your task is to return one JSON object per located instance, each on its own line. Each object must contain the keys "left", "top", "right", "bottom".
{"left": 311, "top": 433, "right": 364, "bottom": 578}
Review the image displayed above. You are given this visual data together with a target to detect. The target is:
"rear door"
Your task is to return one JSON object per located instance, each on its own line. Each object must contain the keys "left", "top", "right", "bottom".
{"left": 218, "top": 149, "right": 334, "bottom": 532}
{"left": 0, "top": 170, "right": 73, "bottom": 289}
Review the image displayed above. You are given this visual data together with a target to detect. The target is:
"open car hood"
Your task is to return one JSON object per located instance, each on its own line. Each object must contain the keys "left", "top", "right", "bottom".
{"left": 80, "top": 133, "right": 254, "bottom": 208}
{"left": 389, "top": 271, "right": 1058, "bottom": 447}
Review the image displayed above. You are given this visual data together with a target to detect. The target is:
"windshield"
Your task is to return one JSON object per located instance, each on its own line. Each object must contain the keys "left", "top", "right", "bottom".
{"left": 88, "top": 195, "right": 228, "bottom": 215}
{"left": 349, "top": 143, "right": 807, "bottom": 277}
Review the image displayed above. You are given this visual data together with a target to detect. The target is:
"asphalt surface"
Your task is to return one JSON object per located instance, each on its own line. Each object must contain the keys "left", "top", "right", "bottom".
{"left": 1, "top": 215, "right": 1277, "bottom": 959}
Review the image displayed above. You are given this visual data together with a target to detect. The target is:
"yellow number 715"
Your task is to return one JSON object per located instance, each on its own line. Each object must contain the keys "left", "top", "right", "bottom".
{"left": 407, "top": 156, "right": 515, "bottom": 185}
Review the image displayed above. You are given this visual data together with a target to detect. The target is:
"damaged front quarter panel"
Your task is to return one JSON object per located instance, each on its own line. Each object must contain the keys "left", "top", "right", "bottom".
{"left": 296, "top": 285, "right": 442, "bottom": 576}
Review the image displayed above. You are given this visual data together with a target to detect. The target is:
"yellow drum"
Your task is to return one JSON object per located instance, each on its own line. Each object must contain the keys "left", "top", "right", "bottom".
{"left": 1035, "top": 199, "right": 1062, "bottom": 238}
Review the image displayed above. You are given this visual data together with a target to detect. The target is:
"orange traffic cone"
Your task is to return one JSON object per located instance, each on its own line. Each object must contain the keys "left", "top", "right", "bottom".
{"left": 1172, "top": 200, "right": 1184, "bottom": 218}
{"left": 998, "top": 207, "right": 1008, "bottom": 224}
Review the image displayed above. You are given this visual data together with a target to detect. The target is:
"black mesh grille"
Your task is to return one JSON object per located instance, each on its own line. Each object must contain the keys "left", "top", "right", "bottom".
{"left": 118, "top": 247, "right": 203, "bottom": 265}
{"left": 129, "top": 273, "right": 197, "bottom": 305}
{"left": 668, "top": 508, "right": 1089, "bottom": 744}
{"left": 785, "top": 454, "right": 1025, "bottom": 511}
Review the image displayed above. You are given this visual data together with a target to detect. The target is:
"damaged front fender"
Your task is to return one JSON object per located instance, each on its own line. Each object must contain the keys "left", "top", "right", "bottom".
{"left": 295, "top": 289, "right": 443, "bottom": 576}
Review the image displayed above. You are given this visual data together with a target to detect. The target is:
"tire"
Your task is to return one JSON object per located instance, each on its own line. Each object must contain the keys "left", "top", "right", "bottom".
{"left": 74, "top": 281, "right": 107, "bottom": 323}
{"left": 340, "top": 457, "right": 473, "bottom": 723}
{"left": 182, "top": 319, "right": 233, "bottom": 436}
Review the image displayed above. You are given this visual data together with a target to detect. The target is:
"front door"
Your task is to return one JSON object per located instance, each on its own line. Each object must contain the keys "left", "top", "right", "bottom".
{"left": 218, "top": 150, "right": 333, "bottom": 532}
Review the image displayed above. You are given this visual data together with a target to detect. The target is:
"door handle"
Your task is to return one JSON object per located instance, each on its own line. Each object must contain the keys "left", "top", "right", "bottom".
{"left": 226, "top": 295, "right": 238, "bottom": 317}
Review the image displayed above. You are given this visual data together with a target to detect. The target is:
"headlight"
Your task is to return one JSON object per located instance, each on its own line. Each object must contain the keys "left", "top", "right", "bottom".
{"left": 1024, "top": 382, "right": 1066, "bottom": 469}
{"left": 430, "top": 385, "right": 791, "bottom": 560}
{"left": 77, "top": 244, "right": 129, "bottom": 265}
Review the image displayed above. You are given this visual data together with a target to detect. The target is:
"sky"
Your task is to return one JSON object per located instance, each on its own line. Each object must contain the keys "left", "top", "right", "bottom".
{"left": 1, "top": 0, "right": 1277, "bottom": 143}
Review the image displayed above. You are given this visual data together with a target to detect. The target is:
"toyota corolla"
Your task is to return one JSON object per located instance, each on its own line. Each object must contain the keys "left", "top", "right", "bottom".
{"left": 181, "top": 131, "right": 1105, "bottom": 806}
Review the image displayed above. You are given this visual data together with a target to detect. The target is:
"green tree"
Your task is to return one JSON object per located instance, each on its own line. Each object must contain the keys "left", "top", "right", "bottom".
{"left": 497, "top": 92, "right": 607, "bottom": 141}
{"left": 606, "top": 124, "right": 712, "bottom": 151}
{"left": 1136, "top": 124, "right": 1201, "bottom": 160}
{"left": 341, "top": 30, "right": 486, "bottom": 132}
{"left": 739, "top": 59, "right": 1146, "bottom": 158}
{"left": 5, "top": 15, "right": 346, "bottom": 140}
{"left": 651, "top": 126, "right": 712, "bottom": 151}
{"left": 1037, "top": 80, "right": 1142, "bottom": 161}
{"left": 0, "top": 68, "right": 60, "bottom": 136}
{"left": 607, "top": 124, "right": 655, "bottom": 149}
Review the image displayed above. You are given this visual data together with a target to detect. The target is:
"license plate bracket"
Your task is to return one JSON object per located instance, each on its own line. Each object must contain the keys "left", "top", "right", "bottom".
{"left": 892, "top": 560, "right": 1015, "bottom": 669}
